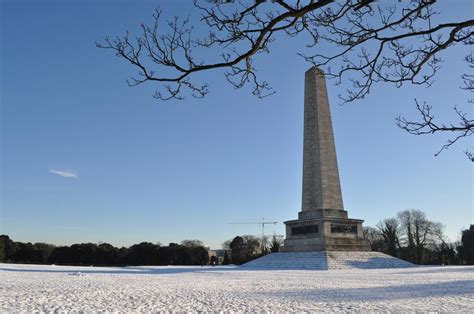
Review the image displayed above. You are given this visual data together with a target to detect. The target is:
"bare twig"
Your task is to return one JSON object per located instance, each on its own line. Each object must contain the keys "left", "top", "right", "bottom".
{"left": 98, "top": 1, "right": 473, "bottom": 102}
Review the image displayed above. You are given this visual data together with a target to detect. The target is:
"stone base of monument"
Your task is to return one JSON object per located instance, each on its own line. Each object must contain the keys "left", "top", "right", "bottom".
{"left": 240, "top": 251, "right": 415, "bottom": 270}
{"left": 282, "top": 210, "right": 371, "bottom": 252}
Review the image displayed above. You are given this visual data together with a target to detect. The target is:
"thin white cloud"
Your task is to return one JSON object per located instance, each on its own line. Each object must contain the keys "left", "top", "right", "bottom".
{"left": 49, "top": 169, "right": 79, "bottom": 178}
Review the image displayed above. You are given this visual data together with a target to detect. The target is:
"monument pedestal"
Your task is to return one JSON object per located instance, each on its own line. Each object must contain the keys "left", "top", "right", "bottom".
{"left": 282, "top": 210, "right": 370, "bottom": 252}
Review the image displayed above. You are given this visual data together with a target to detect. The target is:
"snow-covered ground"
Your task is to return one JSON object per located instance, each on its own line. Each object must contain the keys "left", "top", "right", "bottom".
{"left": 1, "top": 263, "right": 473, "bottom": 312}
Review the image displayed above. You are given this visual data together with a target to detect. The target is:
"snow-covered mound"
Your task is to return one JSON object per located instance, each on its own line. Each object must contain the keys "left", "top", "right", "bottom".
{"left": 241, "top": 251, "right": 415, "bottom": 270}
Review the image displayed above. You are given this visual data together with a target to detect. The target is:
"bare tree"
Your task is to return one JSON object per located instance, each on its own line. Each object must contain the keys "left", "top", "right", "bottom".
{"left": 269, "top": 235, "right": 283, "bottom": 253}
{"left": 376, "top": 218, "right": 401, "bottom": 257}
{"left": 98, "top": 0, "right": 473, "bottom": 157}
{"left": 181, "top": 239, "right": 205, "bottom": 248}
{"left": 397, "top": 209, "right": 445, "bottom": 264}
{"left": 363, "top": 226, "right": 383, "bottom": 251}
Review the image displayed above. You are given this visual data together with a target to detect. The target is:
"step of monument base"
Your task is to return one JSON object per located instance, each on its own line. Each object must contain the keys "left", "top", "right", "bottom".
{"left": 241, "top": 251, "right": 415, "bottom": 270}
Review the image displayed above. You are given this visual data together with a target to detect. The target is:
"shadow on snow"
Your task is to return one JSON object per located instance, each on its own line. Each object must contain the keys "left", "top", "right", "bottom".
{"left": 261, "top": 280, "right": 474, "bottom": 302}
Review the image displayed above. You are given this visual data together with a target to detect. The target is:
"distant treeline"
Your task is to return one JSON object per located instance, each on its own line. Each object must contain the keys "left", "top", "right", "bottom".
{"left": 364, "top": 210, "right": 474, "bottom": 265}
{"left": 0, "top": 237, "right": 210, "bottom": 266}
{"left": 1, "top": 210, "right": 473, "bottom": 267}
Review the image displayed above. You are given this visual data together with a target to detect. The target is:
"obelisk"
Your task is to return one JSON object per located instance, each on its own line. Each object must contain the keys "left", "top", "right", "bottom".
{"left": 282, "top": 67, "right": 370, "bottom": 252}
{"left": 301, "top": 67, "right": 344, "bottom": 214}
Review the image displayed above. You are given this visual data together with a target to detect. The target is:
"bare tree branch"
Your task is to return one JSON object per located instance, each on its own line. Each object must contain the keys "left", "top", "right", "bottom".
{"left": 98, "top": 0, "right": 473, "bottom": 159}
{"left": 396, "top": 54, "right": 473, "bottom": 160}
{"left": 396, "top": 100, "right": 473, "bottom": 158}
{"left": 98, "top": 1, "right": 473, "bottom": 101}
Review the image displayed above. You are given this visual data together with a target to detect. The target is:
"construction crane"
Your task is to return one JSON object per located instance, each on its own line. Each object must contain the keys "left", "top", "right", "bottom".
{"left": 229, "top": 218, "right": 278, "bottom": 240}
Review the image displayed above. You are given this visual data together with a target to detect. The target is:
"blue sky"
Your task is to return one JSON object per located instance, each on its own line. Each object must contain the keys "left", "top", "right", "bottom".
{"left": 1, "top": 0, "right": 472, "bottom": 249}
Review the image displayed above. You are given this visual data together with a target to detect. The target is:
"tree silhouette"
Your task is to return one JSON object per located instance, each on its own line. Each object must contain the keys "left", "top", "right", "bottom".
{"left": 458, "top": 225, "right": 474, "bottom": 264}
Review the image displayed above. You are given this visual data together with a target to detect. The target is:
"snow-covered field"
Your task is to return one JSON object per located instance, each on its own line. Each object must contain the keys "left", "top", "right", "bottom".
{"left": 1, "top": 263, "right": 473, "bottom": 312}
